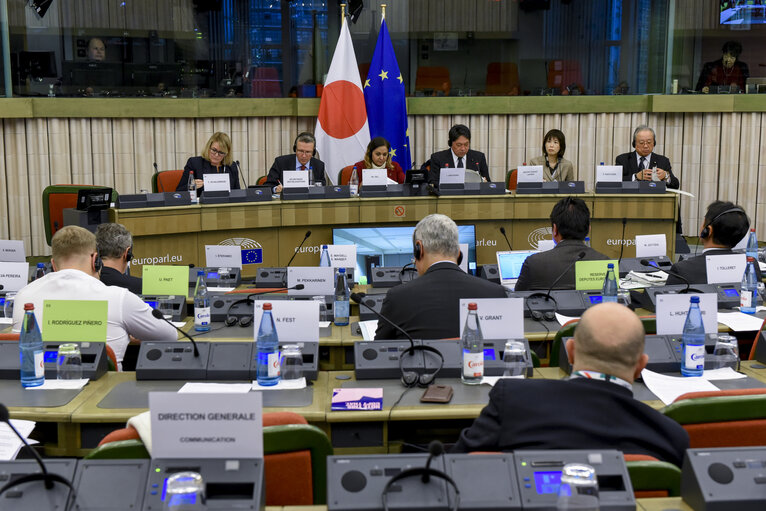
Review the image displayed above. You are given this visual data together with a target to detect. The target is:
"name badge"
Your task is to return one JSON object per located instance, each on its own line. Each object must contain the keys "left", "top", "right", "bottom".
{"left": 575, "top": 260, "right": 619, "bottom": 290}
{"left": 516, "top": 165, "right": 544, "bottom": 183}
{"left": 459, "top": 298, "right": 524, "bottom": 339}
{"left": 596, "top": 165, "right": 622, "bottom": 182}
{"left": 253, "top": 301, "right": 319, "bottom": 342}
{"left": 327, "top": 245, "right": 356, "bottom": 269}
{"left": 283, "top": 171, "right": 309, "bottom": 188}
{"left": 705, "top": 253, "right": 746, "bottom": 284}
{"left": 362, "top": 169, "right": 388, "bottom": 186}
{"left": 203, "top": 173, "right": 231, "bottom": 192}
{"left": 440, "top": 168, "right": 464, "bottom": 184}
{"left": 287, "top": 267, "right": 334, "bottom": 296}
{"left": 42, "top": 300, "right": 108, "bottom": 342}
{"left": 635, "top": 234, "right": 667, "bottom": 258}
{"left": 142, "top": 265, "right": 190, "bottom": 297}
{"left": 0, "top": 240, "right": 26, "bottom": 262}
{"left": 150, "top": 392, "right": 263, "bottom": 459}
{"left": 205, "top": 245, "right": 242, "bottom": 269}
{"left": 0, "top": 262, "right": 29, "bottom": 292}
{"left": 656, "top": 293, "right": 717, "bottom": 334}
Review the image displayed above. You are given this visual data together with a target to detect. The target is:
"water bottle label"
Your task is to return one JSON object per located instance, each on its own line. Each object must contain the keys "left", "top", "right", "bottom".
{"left": 34, "top": 351, "right": 44, "bottom": 378}
{"left": 684, "top": 345, "right": 705, "bottom": 371}
{"left": 195, "top": 307, "right": 211, "bottom": 326}
{"left": 334, "top": 301, "right": 349, "bottom": 318}
{"left": 189, "top": 190, "right": 197, "bottom": 202}
{"left": 268, "top": 352, "right": 280, "bottom": 377}
{"left": 741, "top": 290, "right": 753, "bottom": 309}
{"left": 349, "top": 185, "right": 358, "bottom": 196}
{"left": 463, "top": 351, "right": 484, "bottom": 378}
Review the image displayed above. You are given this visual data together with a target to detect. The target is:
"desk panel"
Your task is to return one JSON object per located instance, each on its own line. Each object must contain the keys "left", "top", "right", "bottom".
{"left": 357, "top": 197, "right": 437, "bottom": 224}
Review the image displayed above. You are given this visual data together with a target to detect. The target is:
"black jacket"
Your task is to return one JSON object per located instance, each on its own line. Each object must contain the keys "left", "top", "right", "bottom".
{"left": 428, "top": 148, "right": 490, "bottom": 184}
{"left": 514, "top": 239, "right": 609, "bottom": 291}
{"left": 176, "top": 156, "right": 240, "bottom": 194}
{"left": 667, "top": 248, "right": 762, "bottom": 285}
{"left": 265, "top": 154, "right": 326, "bottom": 188}
{"left": 100, "top": 266, "right": 142, "bottom": 295}
{"left": 615, "top": 151, "right": 679, "bottom": 189}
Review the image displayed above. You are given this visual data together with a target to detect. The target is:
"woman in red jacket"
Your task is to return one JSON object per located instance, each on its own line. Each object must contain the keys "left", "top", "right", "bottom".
{"left": 350, "top": 137, "right": 405, "bottom": 185}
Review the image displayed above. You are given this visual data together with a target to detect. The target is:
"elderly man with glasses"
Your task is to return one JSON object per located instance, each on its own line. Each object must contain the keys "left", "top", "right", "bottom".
{"left": 265, "top": 132, "right": 326, "bottom": 194}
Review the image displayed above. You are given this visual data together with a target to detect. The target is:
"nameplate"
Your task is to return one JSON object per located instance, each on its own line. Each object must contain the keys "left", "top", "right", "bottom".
{"left": 635, "top": 234, "right": 666, "bottom": 258}
{"left": 459, "top": 243, "right": 469, "bottom": 273}
{"left": 203, "top": 173, "right": 231, "bottom": 192}
{"left": 149, "top": 392, "right": 263, "bottom": 459}
{"left": 362, "top": 169, "right": 388, "bottom": 186}
{"left": 287, "top": 267, "right": 334, "bottom": 296}
{"left": 0, "top": 262, "right": 29, "bottom": 292}
{"left": 459, "top": 298, "right": 524, "bottom": 339}
{"left": 142, "top": 265, "right": 190, "bottom": 297}
{"left": 537, "top": 240, "right": 555, "bottom": 252}
{"left": 655, "top": 293, "right": 717, "bottom": 334}
{"left": 440, "top": 168, "right": 465, "bottom": 184}
{"left": 42, "top": 300, "right": 108, "bottom": 342}
{"left": 575, "top": 260, "right": 619, "bottom": 290}
{"left": 327, "top": 245, "right": 357, "bottom": 269}
{"left": 205, "top": 245, "right": 242, "bottom": 269}
{"left": 253, "top": 301, "right": 319, "bottom": 342}
{"left": 705, "top": 253, "right": 746, "bottom": 284}
{"left": 283, "top": 170, "right": 309, "bottom": 188}
{"left": 596, "top": 165, "right": 622, "bottom": 182}
{"left": 0, "top": 240, "right": 26, "bottom": 262}
{"left": 516, "top": 165, "right": 544, "bottom": 183}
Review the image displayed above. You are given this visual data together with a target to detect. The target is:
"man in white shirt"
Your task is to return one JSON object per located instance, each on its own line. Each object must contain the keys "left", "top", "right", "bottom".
{"left": 12, "top": 226, "right": 177, "bottom": 366}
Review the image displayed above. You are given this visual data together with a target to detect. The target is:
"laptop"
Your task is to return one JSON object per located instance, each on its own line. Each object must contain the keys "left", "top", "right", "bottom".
{"left": 496, "top": 250, "right": 536, "bottom": 289}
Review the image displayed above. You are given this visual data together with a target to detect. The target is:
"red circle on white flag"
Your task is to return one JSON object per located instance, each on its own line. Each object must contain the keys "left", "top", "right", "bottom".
{"left": 318, "top": 80, "right": 367, "bottom": 139}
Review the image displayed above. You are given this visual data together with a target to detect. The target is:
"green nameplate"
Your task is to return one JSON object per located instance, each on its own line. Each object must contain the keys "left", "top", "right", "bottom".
{"left": 142, "top": 265, "right": 189, "bottom": 297}
{"left": 42, "top": 300, "right": 108, "bottom": 342}
{"left": 575, "top": 260, "right": 619, "bottom": 290}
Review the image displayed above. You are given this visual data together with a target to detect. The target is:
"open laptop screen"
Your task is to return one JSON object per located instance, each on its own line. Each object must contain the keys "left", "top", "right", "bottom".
{"left": 496, "top": 250, "right": 536, "bottom": 286}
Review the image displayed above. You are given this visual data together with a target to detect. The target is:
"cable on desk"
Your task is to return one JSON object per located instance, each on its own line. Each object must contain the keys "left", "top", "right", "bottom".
{"left": 387, "top": 386, "right": 412, "bottom": 423}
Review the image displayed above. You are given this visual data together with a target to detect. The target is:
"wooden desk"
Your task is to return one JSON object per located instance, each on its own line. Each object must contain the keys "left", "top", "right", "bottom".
{"left": 637, "top": 497, "right": 693, "bottom": 510}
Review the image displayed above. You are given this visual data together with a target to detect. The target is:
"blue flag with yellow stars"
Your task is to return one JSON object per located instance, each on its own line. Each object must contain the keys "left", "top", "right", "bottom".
{"left": 364, "top": 19, "right": 411, "bottom": 171}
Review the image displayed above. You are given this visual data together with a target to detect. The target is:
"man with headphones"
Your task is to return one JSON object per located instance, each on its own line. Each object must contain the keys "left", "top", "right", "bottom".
{"left": 11, "top": 226, "right": 176, "bottom": 368}
{"left": 667, "top": 200, "right": 761, "bottom": 285}
{"left": 374, "top": 214, "right": 506, "bottom": 340}
{"left": 265, "top": 132, "right": 326, "bottom": 193}
{"left": 427, "top": 124, "right": 490, "bottom": 185}
{"left": 95, "top": 223, "right": 141, "bottom": 295}
{"left": 452, "top": 302, "right": 689, "bottom": 466}
{"left": 616, "top": 125, "right": 679, "bottom": 188}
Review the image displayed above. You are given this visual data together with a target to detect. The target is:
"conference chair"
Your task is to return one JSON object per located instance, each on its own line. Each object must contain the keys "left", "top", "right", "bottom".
{"left": 338, "top": 164, "right": 355, "bottom": 185}
{"left": 661, "top": 389, "right": 766, "bottom": 448}
{"left": 415, "top": 66, "right": 451, "bottom": 95}
{"left": 505, "top": 168, "right": 518, "bottom": 191}
{"left": 747, "top": 315, "right": 766, "bottom": 362}
{"left": 623, "top": 454, "right": 681, "bottom": 498}
{"left": 256, "top": 174, "right": 268, "bottom": 186}
{"left": 42, "top": 184, "right": 118, "bottom": 246}
{"left": 485, "top": 62, "right": 520, "bottom": 96}
{"left": 151, "top": 169, "right": 184, "bottom": 193}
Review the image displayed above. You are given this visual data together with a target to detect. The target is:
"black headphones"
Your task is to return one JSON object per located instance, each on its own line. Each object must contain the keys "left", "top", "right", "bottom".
{"left": 700, "top": 207, "right": 747, "bottom": 239}
{"left": 399, "top": 345, "right": 444, "bottom": 388}
{"left": 126, "top": 246, "right": 133, "bottom": 263}
{"left": 293, "top": 132, "right": 317, "bottom": 156}
{"left": 447, "top": 124, "right": 470, "bottom": 148}
{"left": 413, "top": 240, "right": 463, "bottom": 265}
{"left": 525, "top": 292, "right": 558, "bottom": 322}
{"left": 382, "top": 464, "right": 459, "bottom": 511}
{"left": 224, "top": 296, "right": 256, "bottom": 327}
{"left": 631, "top": 126, "right": 656, "bottom": 148}
{"left": 94, "top": 252, "right": 103, "bottom": 273}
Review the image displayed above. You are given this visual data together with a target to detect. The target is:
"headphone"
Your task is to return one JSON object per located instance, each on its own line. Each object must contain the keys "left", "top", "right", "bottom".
{"left": 413, "top": 240, "right": 463, "bottom": 265}
{"left": 631, "top": 125, "right": 656, "bottom": 148}
{"left": 126, "top": 246, "right": 133, "bottom": 263}
{"left": 381, "top": 465, "right": 460, "bottom": 511}
{"left": 525, "top": 292, "right": 558, "bottom": 322}
{"left": 93, "top": 252, "right": 103, "bottom": 273}
{"left": 224, "top": 297, "right": 256, "bottom": 327}
{"left": 700, "top": 207, "right": 747, "bottom": 239}
{"left": 399, "top": 345, "right": 444, "bottom": 388}
{"left": 293, "top": 132, "right": 317, "bottom": 156}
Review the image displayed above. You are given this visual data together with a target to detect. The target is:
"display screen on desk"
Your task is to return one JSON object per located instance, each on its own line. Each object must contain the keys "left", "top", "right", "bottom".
{"left": 588, "top": 295, "right": 603, "bottom": 305}
{"left": 534, "top": 471, "right": 562, "bottom": 494}
{"left": 333, "top": 225, "right": 477, "bottom": 278}
{"left": 207, "top": 272, "right": 219, "bottom": 279}
{"left": 483, "top": 348, "right": 496, "bottom": 360}
{"left": 44, "top": 350, "right": 58, "bottom": 363}
{"left": 723, "top": 288, "right": 739, "bottom": 298}
{"left": 144, "top": 300, "right": 158, "bottom": 309}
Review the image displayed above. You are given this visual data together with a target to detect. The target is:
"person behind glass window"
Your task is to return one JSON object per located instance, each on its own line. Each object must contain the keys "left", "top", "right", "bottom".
{"left": 696, "top": 40, "right": 749, "bottom": 94}
{"left": 96, "top": 223, "right": 141, "bottom": 295}
{"left": 176, "top": 132, "right": 240, "bottom": 195}
{"left": 265, "top": 132, "right": 326, "bottom": 193}
{"left": 528, "top": 129, "right": 575, "bottom": 182}
{"left": 428, "top": 124, "right": 490, "bottom": 185}
{"left": 87, "top": 38, "right": 106, "bottom": 62}
{"left": 349, "top": 136, "right": 405, "bottom": 186}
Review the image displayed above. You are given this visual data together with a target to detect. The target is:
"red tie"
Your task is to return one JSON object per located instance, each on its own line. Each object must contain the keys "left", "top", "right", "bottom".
{"left": 300, "top": 165, "right": 307, "bottom": 170}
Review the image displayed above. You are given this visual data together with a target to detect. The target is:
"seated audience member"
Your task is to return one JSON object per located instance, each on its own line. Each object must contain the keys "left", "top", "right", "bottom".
{"left": 265, "top": 132, "right": 326, "bottom": 193}
{"left": 12, "top": 226, "right": 176, "bottom": 367}
{"left": 374, "top": 214, "right": 506, "bottom": 340}
{"left": 528, "top": 129, "right": 575, "bottom": 182}
{"left": 96, "top": 223, "right": 141, "bottom": 295}
{"left": 87, "top": 38, "right": 106, "bottom": 62}
{"left": 452, "top": 302, "right": 689, "bottom": 466}
{"left": 428, "top": 124, "right": 490, "bottom": 185}
{"left": 616, "top": 126, "right": 679, "bottom": 189}
{"left": 696, "top": 40, "right": 749, "bottom": 94}
{"left": 515, "top": 197, "right": 608, "bottom": 291}
{"left": 350, "top": 136, "right": 405, "bottom": 185}
{"left": 176, "top": 131, "right": 240, "bottom": 195}
{"left": 667, "top": 200, "right": 761, "bottom": 285}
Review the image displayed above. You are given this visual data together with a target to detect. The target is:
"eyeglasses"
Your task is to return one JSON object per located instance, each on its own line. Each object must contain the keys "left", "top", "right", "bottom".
{"left": 635, "top": 140, "right": 653, "bottom": 147}
{"left": 296, "top": 150, "right": 313, "bottom": 156}
{"left": 210, "top": 147, "right": 227, "bottom": 156}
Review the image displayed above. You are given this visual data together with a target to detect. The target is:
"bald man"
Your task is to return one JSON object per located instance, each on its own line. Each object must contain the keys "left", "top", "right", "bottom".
{"left": 452, "top": 302, "right": 689, "bottom": 466}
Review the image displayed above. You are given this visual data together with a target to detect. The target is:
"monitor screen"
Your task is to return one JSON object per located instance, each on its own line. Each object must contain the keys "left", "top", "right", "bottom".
{"left": 720, "top": 1, "right": 766, "bottom": 25}
{"left": 534, "top": 471, "right": 562, "bottom": 495}
{"left": 496, "top": 250, "right": 536, "bottom": 284}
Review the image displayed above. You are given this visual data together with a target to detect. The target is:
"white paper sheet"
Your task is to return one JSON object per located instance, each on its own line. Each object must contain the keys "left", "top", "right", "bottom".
{"left": 717, "top": 311, "right": 765, "bottom": 332}
{"left": 481, "top": 375, "right": 525, "bottom": 386}
{"left": 0, "top": 318, "right": 12, "bottom": 325}
{"left": 701, "top": 367, "right": 747, "bottom": 381}
{"left": 0, "top": 420, "right": 37, "bottom": 461}
{"left": 555, "top": 313, "right": 580, "bottom": 326}
{"left": 252, "top": 377, "right": 306, "bottom": 390}
{"left": 640, "top": 369, "right": 719, "bottom": 405}
{"left": 358, "top": 320, "right": 378, "bottom": 340}
{"left": 178, "top": 383, "right": 253, "bottom": 393}
{"left": 24, "top": 378, "right": 89, "bottom": 390}
{"left": 207, "top": 286, "right": 236, "bottom": 293}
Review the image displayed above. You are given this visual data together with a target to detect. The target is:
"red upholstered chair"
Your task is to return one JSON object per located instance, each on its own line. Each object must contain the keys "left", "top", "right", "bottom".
{"left": 256, "top": 174, "right": 268, "bottom": 186}
{"left": 415, "top": 66, "right": 451, "bottom": 95}
{"left": 42, "top": 184, "right": 117, "bottom": 245}
{"left": 0, "top": 333, "right": 20, "bottom": 340}
{"left": 337, "top": 164, "right": 355, "bottom": 185}
{"left": 622, "top": 454, "right": 681, "bottom": 498}
{"left": 506, "top": 169, "right": 518, "bottom": 191}
{"left": 151, "top": 169, "right": 184, "bottom": 193}
{"left": 747, "top": 315, "right": 766, "bottom": 361}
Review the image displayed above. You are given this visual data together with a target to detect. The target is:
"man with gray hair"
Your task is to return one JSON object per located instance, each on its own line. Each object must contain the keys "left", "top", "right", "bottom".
{"left": 265, "top": 132, "right": 326, "bottom": 193}
{"left": 452, "top": 302, "right": 689, "bottom": 466}
{"left": 374, "top": 213, "right": 506, "bottom": 340}
{"left": 96, "top": 223, "right": 141, "bottom": 295}
{"left": 616, "top": 125, "right": 679, "bottom": 188}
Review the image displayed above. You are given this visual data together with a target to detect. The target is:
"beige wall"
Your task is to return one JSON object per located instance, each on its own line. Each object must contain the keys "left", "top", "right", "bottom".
{"left": 2, "top": 110, "right": 764, "bottom": 256}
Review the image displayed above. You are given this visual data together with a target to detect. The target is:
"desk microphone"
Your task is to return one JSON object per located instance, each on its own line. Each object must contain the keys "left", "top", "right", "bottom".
{"left": 640, "top": 259, "right": 691, "bottom": 293}
{"left": 235, "top": 160, "right": 248, "bottom": 189}
{"left": 544, "top": 251, "right": 586, "bottom": 299}
{"left": 499, "top": 227, "right": 512, "bottom": 250}
{"left": 351, "top": 292, "right": 414, "bottom": 348}
{"left": 151, "top": 308, "right": 200, "bottom": 357}
{"left": 422, "top": 440, "right": 445, "bottom": 483}
{"left": 618, "top": 218, "right": 627, "bottom": 265}
{"left": 153, "top": 162, "right": 161, "bottom": 192}
{"left": 285, "top": 230, "right": 312, "bottom": 267}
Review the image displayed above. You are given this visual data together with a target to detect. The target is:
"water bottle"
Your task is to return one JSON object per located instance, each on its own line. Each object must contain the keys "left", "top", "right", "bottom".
{"left": 193, "top": 270, "right": 210, "bottom": 332}
{"left": 20, "top": 303, "right": 44, "bottom": 388}
{"left": 746, "top": 228, "right": 758, "bottom": 261}
{"left": 461, "top": 302, "right": 484, "bottom": 384}
{"left": 349, "top": 166, "right": 359, "bottom": 196}
{"left": 256, "top": 302, "right": 280, "bottom": 386}
{"left": 740, "top": 256, "right": 758, "bottom": 315}
{"left": 601, "top": 263, "right": 618, "bottom": 303}
{"left": 187, "top": 171, "right": 197, "bottom": 203}
{"left": 681, "top": 296, "right": 705, "bottom": 377}
{"left": 584, "top": 237, "right": 591, "bottom": 248}
{"left": 319, "top": 245, "right": 331, "bottom": 267}
{"left": 34, "top": 262, "right": 46, "bottom": 280}
{"left": 334, "top": 268, "right": 350, "bottom": 326}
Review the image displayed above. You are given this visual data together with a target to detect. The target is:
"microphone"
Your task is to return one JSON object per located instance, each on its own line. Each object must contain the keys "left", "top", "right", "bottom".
{"left": 285, "top": 230, "right": 312, "bottom": 267}
{"left": 151, "top": 308, "right": 200, "bottom": 357}
{"left": 618, "top": 218, "right": 627, "bottom": 265}
{"left": 640, "top": 259, "right": 691, "bottom": 293}
{"left": 426, "top": 183, "right": 441, "bottom": 197}
{"left": 153, "top": 162, "right": 162, "bottom": 192}
{"left": 544, "top": 251, "right": 586, "bottom": 298}
{"left": 235, "top": 160, "right": 248, "bottom": 189}
{"left": 422, "top": 440, "right": 445, "bottom": 483}
{"left": 245, "top": 283, "right": 304, "bottom": 297}
{"left": 351, "top": 291, "right": 414, "bottom": 348}
{"left": 499, "top": 227, "right": 512, "bottom": 250}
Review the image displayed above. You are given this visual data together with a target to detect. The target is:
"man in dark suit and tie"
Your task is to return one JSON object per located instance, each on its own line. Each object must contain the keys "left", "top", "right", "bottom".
{"left": 615, "top": 126, "right": 679, "bottom": 188}
{"left": 452, "top": 302, "right": 690, "bottom": 466}
{"left": 428, "top": 124, "right": 490, "bottom": 185}
{"left": 265, "top": 132, "right": 326, "bottom": 193}
{"left": 515, "top": 197, "right": 609, "bottom": 291}
{"left": 374, "top": 213, "right": 506, "bottom": 340}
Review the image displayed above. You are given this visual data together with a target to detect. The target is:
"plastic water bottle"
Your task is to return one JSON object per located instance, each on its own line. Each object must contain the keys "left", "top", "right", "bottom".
{"left": 740, "top": 256, "right": 758, "bottom": 314}
{"left": 334, "top": 268, "right": 350, "bottom": 326}
{"left": 193, "top": 270, "right": 210, "bottom": 332}
{"left": 319, "top": 245, "right": 331, "bottom": 267}
{"left": 681, "top": 296, "right": 705, "bottom": 377}
{"left": 602, "top": 263, "right": 618, "bottom": 303}
{"left": 34, "top": 262, "right": 46, "bottom": 280}
{"left": 20, "top": 303, "right": 44, "bottom": 388}
{"left": 187, "top": 171, "right": 197, "bottom": 203}
{"left": 746, "top": 228, "right": 758, "bottom": 261}
{"left": 584, "top": 237, "right": 591, "bottom": 247}
{"left": 349, "top": 167, "right": 359, "bottom": 196}
{"left": 256, "top": 302, "right": 280, "bottom": 386}
{"left": 461, "top": 302, "right": 484, "bottom": 384}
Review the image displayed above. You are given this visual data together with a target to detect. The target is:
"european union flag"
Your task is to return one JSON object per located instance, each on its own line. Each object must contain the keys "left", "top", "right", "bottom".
{"left": 364, "top": 19, "right": 411, "bottom": 171}
{"left": 241, "top": 248, "right": 263, "bottom": 265}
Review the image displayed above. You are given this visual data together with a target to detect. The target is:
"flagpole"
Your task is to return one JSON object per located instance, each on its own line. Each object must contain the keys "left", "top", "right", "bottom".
{"left": 381, "top": 3, "right": 386, "bottom": 20}
{"left": 340, "top": 3, "right": 346, "bottom": 26}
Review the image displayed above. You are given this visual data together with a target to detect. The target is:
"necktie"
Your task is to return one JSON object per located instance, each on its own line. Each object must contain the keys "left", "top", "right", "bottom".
{"left": 457, "top": 157, "right": 464, "bottom": 168}
{"left": 300, "top": 165, "right": 307, "bottom": 170}
{"left": 638, "top": 157, "right": 646, "bottom": 171}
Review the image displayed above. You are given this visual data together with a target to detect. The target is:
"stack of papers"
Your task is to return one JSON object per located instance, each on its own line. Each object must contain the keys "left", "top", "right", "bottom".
{"left": 25, "top": 379, "right": 89, "bottom": 390}
{"left": 0, "top": 419, "right": 37, "bottom": 460}
{"left": 641, "top": 368, "right": 746, "bottom": 405}
{"left": 620, "top": 270, "right": 667, "bottom": 288}
{"left": 358, "top": 320, "right": 378, "bottom": 340}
